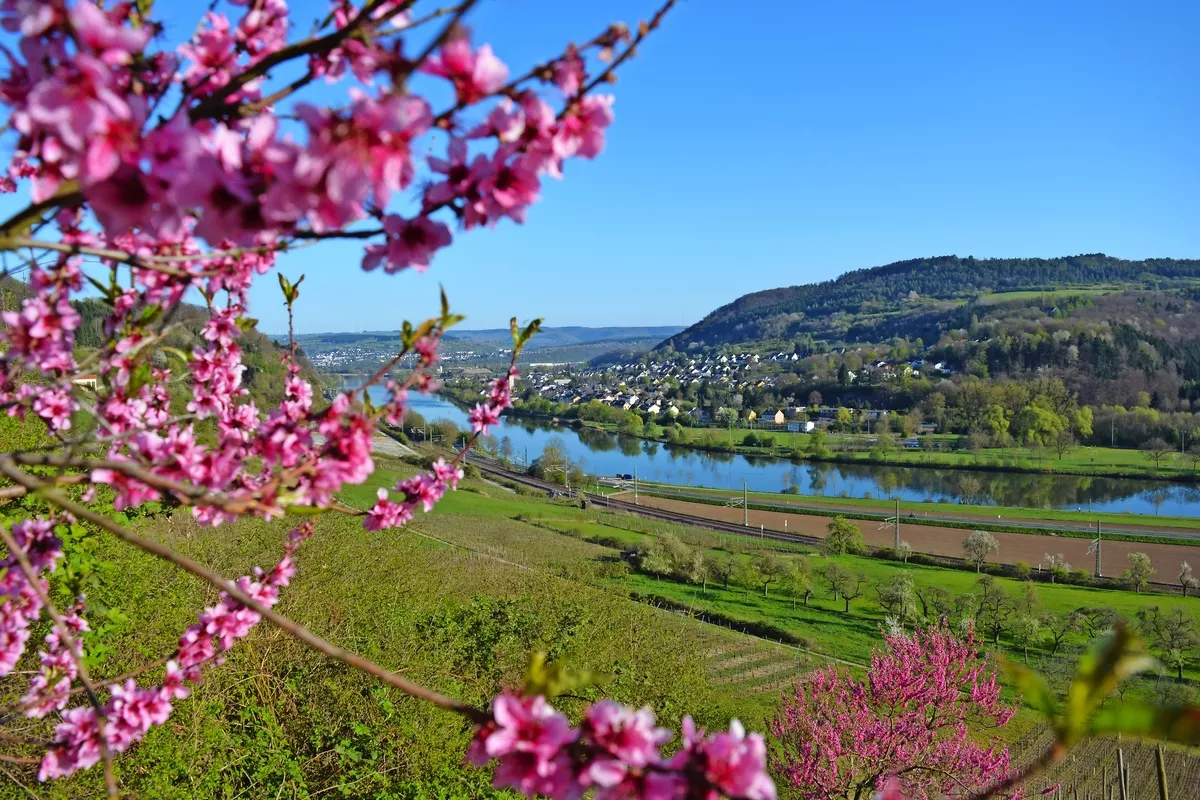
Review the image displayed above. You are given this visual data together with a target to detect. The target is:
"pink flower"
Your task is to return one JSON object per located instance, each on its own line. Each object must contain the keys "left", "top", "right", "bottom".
{"left": 468, "top": 402, "right": 502, "bottom": 435}
{"left": 361, "top": 214, "right": 452, "bottom": 273}
{"left": 363, "top": 487, "right": 413, "bottom": 531}
{"left": 554, "top": 94, "right": 615, "bottom": 162}
{"left": 581, "top": 700, "right": 670, "bottom": 788}
{"left": 698, "top": 720, "right": 776, "bottom": 800}
{"left": 551, "top": 49, "right": 587, "bottom": 96}
{"left": 422, "top": 39, "right": 508, "bottom": 105}
{"left": 177, "top": 13, "right": 237, "bottom": 95}
{"left": 69, "top": 2, "right": 151, "bottom": 66}
{"left": 32, "top": 386, "right": 74, "bottom": 431}
{"left": 476, "top": 147, "right": 540, "bottom": 225}
{"left": 39, "top": 705, "right": 103, "bottom": 780}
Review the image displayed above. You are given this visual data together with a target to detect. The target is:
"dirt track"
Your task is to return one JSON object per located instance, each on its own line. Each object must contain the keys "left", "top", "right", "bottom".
{"left": 633, "top": 495, "right": 1197, "bottom": 583}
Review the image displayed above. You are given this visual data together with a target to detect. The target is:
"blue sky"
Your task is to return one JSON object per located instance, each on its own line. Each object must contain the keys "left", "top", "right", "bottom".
{"left": 5, "top": 1, "right": 1199, "bottom": 334}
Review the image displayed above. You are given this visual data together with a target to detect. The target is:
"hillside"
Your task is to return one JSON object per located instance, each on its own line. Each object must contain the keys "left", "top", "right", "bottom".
{"left": 661, "top": 254, "right": 1200, "bottom": 351}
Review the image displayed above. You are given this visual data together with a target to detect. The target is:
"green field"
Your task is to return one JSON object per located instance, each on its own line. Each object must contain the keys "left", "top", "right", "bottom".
{"left": 974, "top": 287, "right": 1118, "bottom": 306}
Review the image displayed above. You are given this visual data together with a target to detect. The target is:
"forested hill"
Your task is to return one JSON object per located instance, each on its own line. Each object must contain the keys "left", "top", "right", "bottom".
{"left": 660, "top": 254, "right": 1200, "bottom": 350}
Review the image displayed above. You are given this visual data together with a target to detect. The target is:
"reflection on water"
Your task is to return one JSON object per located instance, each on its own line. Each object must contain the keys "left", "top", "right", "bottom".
{"left": 374, "top": 387, "right": 1200, "bottom": 517}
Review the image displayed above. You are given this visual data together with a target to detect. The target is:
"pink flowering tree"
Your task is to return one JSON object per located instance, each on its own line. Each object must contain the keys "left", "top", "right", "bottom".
{"left": 770, "top": 625, "right": 1022, "bottom": 800}
{"left": 0, "top": 1, "right": 777, "bottom": 796}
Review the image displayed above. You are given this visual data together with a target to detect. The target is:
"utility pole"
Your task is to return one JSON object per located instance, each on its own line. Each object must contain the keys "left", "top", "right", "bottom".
{"left": 1095, "top": 520, "right": 1102, "bottom": 577}
{"left": 634, "top": 467, "right": 638, "bottom": 506}
{"left": 894, "top": 498, "right": 901, "bottom": 550}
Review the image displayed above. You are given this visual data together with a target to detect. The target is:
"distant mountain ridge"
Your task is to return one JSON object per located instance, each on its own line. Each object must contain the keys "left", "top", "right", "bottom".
{"left": 442, "top": 325, "right": 685, "bottom": 349}
{"left": 660, "top": 254, "right": 1200, "bottom": 350}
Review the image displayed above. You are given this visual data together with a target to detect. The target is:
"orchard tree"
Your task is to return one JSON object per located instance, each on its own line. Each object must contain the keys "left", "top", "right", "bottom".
{"left": 875, "top": 573, "right": 917, "bottom": 627}
{"left": 1043, "top": 610, "right": 1085, "bottom": 657}
{"left": 771, "top": 626, "right": 1019, "bottom": 800}
{"left": 896, "top": 540, "right": 912, "bottom": 564}
{"left": 708, "top": 551, "right": 737, "bottom": 590}
{"left": 1137, "top": 607, "right": 1200, "bottom": 680}
{"left": 975, "top": 577, "right": 1016, "bottom": 646}
{"left": 1120, "top": 552, "right": 1156, "bottom": 593}
{"left": 1180, "top": 561, "right": 1199, "bottom": 598}
{"left": 780, "top": 560, "right": 813, "bottom": 609}
{"left": 753, "top": 554, "right": 786, "bottom": 597}
{"left": 1141, "top": 438, "right": 1174, "bottom": 469}
{"left": 0, "top": 2, "right": 777, "bottom": 797}
{"left": 822, "top": 516, "right": 866, "bottom": 556}
{"left": 962, "top": 530, "right": 1000, "bottom": 573}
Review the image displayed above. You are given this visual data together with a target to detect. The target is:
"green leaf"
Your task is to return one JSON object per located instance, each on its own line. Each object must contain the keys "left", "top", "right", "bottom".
{"left": 138, "top": 305, "right": 163, "bottom": 325}
{"left": 1065, "top": 623, "right": 1157, "bottom": 741}
{"left": 1004, "top": 659, "right": 1058, "bottom": 720}
{"left": 511, "top": 317, "right": 543, "bottom": 355}
{"left": 438, "top": 285, "right": 466, "bottom": 331}
{"left": 1091, "top": 701, "right": 1200, "bottom": 747}
{"left": 235, "top": 316, "right": 259, "bottom": 333}
{"left": 522, "top": 651, "right": 611, "bottom": 700}
{"left": 127, "top": 363, "right": 152, "bottom": 397}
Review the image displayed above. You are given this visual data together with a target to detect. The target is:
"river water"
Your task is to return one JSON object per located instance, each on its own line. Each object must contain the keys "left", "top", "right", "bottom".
{"left": 370, "top": 388, "right": 1200, "bottom": 518}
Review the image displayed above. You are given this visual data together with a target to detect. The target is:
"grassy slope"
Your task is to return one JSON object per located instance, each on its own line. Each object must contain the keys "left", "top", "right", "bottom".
{"left": 3, "top": 463, "right": 774, "bottom": 798}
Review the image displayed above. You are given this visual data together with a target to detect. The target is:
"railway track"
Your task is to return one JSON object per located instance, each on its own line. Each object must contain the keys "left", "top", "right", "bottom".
{"left": 472, "top": 458, "right": 822, "bottom": 547}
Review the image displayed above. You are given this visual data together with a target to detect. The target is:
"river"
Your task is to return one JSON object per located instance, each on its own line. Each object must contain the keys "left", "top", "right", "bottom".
{"left": 367, "top": 388, "right": 1200, "bottom": 518}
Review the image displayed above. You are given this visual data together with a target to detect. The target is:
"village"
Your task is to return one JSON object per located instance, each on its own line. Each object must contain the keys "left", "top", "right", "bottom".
{"left": 490, "top": 349, "right": 954, "bottom": 440}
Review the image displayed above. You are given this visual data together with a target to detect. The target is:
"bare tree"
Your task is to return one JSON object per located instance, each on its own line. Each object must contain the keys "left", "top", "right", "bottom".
{"left": 975, "top": 576, "right": 1015, "bottom": 645}
{"left": 962, "top": 531, "right": 999, "bottom": 573}
{"left": 1042, "top": 610, "right": 1085, "bottom": 656}
{"left": 1053, "top": 430, "right": 1076, "bottom": 460}
{"left": 824, "top": 564, "right": 868, "bottom": 613}
{"left": 1141, "top": 437, "right": 1174, "bottom": 468}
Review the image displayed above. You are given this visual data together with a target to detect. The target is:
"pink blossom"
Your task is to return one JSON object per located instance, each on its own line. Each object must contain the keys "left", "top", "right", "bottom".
{"left": 33, "top": 386, "right": 74, "bottom": 431}
{"left": 178, "top": 13, "right": 237, "bottom": 95}
{"left": 361, "top": 214, "right": 452, "bottom": 273}
{"left": 581, "top": 700, "right": 670, "bottom": 788}
{"left": 554, "top": 94, "right": 614, "bottom": 162}
{"left": 364, "top": 487, "right": 413, "bottom": 531}
{"left": 422, "top": 39, "right": 508, "bottom": 105}
{"left": 468, "top": 402, "right": 502, "bottom": 435}
{"left": 551, "top": 49, "right": 587, "bottom": 96}
{"left": 771, "top": 625, "right": 1019, "bottom": 800}
{"left": 696, "top": 719, "right": 776, "bottom": 800}
{"left": 69, "top": 2, "right": 151, "bottom": 66}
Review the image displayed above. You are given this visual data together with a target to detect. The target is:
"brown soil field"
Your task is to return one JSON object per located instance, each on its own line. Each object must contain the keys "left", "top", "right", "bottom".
{"left": 633, "top": 495, "right": 1196, "bottom": 583}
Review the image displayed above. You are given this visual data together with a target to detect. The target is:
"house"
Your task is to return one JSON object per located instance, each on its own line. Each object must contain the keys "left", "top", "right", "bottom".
{"left": 72, "top": 375, "right": 98, "bottom": 390}
{"left": 762, "top": 409, "right": 786, "bottom": 425}
{"left": 785, "top": 406, "right": 807, "bottom": 419}
{"left": 645, "top": 401, "right": 662, "bottom": 415}
{"left": 745, "top": 410, "right": 757, "bottom": 422}
{"left": 917, "top": 422, "right": 938, "bottom": 434}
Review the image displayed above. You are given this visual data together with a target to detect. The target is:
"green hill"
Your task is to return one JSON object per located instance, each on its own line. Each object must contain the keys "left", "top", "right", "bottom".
{"left": 661, "top": 254, "right": 1200, "bottom": 351}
